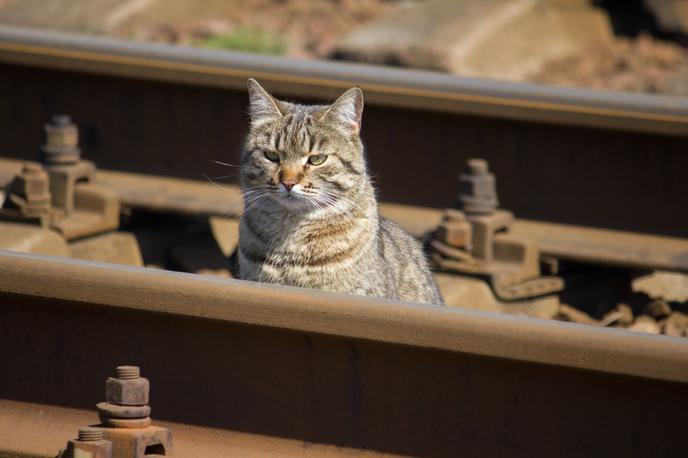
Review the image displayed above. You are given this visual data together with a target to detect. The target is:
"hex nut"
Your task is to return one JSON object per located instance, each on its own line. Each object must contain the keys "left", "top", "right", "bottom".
{"left": 106, "top": 376, "right": 149, "bottom": 406}
{"left": 458, "top": 159, "right": 499, "bottom": 215}
{"left": 437, "top": 220, "right": 472, "bottom": 248}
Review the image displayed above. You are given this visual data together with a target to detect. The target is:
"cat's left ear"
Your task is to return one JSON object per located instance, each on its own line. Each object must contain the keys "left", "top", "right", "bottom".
{"left": 321, "top": 87, "right": 364, "bottom": 134}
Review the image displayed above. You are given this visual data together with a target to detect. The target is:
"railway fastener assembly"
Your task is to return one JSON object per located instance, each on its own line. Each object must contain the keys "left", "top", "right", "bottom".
{"left": 56, "top": 366, "right": 172, "bottom": 458}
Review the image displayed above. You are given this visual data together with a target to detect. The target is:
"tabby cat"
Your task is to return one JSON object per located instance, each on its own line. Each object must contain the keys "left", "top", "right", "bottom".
{"left": 237, "top": 78, "right": 444, "bottom": 305}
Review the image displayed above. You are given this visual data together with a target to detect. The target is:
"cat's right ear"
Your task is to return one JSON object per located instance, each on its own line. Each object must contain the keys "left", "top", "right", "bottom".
{"left": 247, "top": 78, "right": 283, "bottom": 121}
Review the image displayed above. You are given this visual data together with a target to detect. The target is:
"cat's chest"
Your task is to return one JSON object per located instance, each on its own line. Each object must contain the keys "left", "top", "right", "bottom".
{"left": 239, "top": 215, "right": 369, "bottom": 284}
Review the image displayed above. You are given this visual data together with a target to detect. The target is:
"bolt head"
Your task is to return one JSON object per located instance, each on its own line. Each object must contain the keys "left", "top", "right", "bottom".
{"left": 10, "top": 164, "right": 51, "bottom": 212}
{"left": 442, "top": 209, "right": 466, "bottom": 223}
{"left": 437, "top": 219, "right": 472, "bottom": 248}
{"left": 459, "top": 173, "right": 496, "bottom": 199}
{"left": 467, "top": 158, "right": 488, "bottom": 175}
{"left": 68, "top": 438, "right": 112, "bottom": 458}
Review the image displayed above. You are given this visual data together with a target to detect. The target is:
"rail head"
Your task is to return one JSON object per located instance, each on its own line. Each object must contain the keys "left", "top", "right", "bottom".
{"left": 1, "top": 249, "right": 687, "bottom": 384}
{"left": 0, "top": 25, "right": 687, "bottom": 136}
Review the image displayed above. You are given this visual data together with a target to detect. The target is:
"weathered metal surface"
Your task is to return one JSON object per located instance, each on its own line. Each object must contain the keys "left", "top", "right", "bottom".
{"left": 1, "top": 250, "right": 687, "bottom": 457}
{"left": 3, "top": 162, "right": 52, "bottom": 220}
{"left": 0, "top": 221, "right": 69, "bottom": 257}
{"left": 2, "top": 249, "right": 684, "bottom": 380}
{"left": 1, "top": 27, "right": 688, "bottom": 236}
{"left": 509, "top": 219, "right": 688, "bottom": 273}
{"left": 59, "top": 427, "right": 112, "bottom": 458}
{"left": 69, "top": 232, "right": 143, "bottom": 267}
{"left": 0, "top": 400, "right": 400, "bottom": 458}
{"left": 56, "top": 365, "right": 174, "bottom": 458}
{"left": 0, "top": 143, "right": 120, "bottom": 241}
{"left": 432, "top": 159, "right": 558, "bottom": 302}
{"left": 97, "top": 169, "right": 240, "bottom": 218}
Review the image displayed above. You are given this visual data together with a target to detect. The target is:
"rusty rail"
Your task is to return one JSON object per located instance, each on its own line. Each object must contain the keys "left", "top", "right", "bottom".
{"left": 1, "top": 250, "right": 688, "bottom": 457}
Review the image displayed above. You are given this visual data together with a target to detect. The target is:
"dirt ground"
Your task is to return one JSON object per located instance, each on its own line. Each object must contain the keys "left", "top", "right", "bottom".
{"left": 531, "top": 33, "right": 688, "bottom": 96}
{"left": 0, "top": 0, "right": 401, "bottom": 59}
{"left": 124, "top": 0, "right": 402, "bottom": 59}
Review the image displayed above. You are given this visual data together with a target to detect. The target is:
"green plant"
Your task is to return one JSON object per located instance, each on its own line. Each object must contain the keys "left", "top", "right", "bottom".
{"left": 199, "top": 28, "right": 287, "bottom": 55}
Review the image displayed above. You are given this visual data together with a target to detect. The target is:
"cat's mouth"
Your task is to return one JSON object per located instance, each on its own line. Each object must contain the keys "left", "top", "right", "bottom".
{"left": 274, "top": 189, "right": 336, "bottom": 212}
{"left": 273, "top": 190, "right": 309, "bottom": 209}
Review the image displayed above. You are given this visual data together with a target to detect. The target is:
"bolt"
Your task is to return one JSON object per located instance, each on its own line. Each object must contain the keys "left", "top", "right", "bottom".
{"left": 42, "top": 114, "right": 81, "bottom": 165}
{"left": 4, "top": 162, "right": 52, "bottom": 217}
{"left": 52, "top": 114, "right": 72, "bottom": 126}
{"left": 101, "top": 366, "right": 153, "bottom": 429}
{"left": 78, "top": 427, "right": 103, "bottom": 442}
{"left": 443, "top": 208, "right": 466, "bottom": 222}
{"left": 467, "top": 158, "right": 488, "bottom": 175}
{"left": 106, "top": 366, "right": 149, "bottom": 406}
{"left": 22, "top": 162, "right": 44, "bottom": 174}
{"left": 116, "top": 366, "right": 140, "bottom": 380}
{"left": 458, "top": 158, "right": 499, "bottom": 215}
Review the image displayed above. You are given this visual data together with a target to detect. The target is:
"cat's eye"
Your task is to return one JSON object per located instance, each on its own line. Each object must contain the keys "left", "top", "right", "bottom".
{"left": 308, "top": 154, "right": 328, "bottom": 166}
{"left": 264, "top": 150, "right": 280, "bottom": 162}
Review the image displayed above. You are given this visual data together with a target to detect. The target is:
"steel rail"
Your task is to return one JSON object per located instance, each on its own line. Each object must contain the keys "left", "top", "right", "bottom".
{"left": 0, "top": 25, "right": 687, "bottom": 136}
{"left": 1, "top": 249, "right": 688, "bottom": 457}
{"left": 1, "top": 250, "right": 686, "bottom": 382}
{"left": 2, "top": 250, "right": 688, "bottom": 457}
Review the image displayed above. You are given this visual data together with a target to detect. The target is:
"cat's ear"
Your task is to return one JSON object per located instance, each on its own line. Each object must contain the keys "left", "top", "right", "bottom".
{"left": 247, "top": 78, "right": 283, "bottom": 120}
{"left": 321, "top": 87, "right": 364, "bottom": 134}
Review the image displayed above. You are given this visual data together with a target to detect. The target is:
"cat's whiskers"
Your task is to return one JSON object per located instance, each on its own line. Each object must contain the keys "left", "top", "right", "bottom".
{"left": 206, "top": 173, "right": 239, "bottom": 180}
{"left": 316, "top": 191, "right": 362, "bottom": 225}
{"left": 215, "top": 185, "right": 269, "bottom": 219}
{"left": 203, "top": 173, "right": 238, "bottom": 191}
{"left": 241, "top": 194, "right": 272, "bottom": 215}
{"left": 210, "top": 159, "right": 241, "bottom": 168}
{"left": 231, "top": 185, "right": 278, "bottom": 217}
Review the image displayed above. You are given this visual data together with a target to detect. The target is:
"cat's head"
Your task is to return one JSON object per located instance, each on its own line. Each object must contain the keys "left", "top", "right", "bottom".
{"left": 241, "top": 78, "right": 367, "bottom": 213}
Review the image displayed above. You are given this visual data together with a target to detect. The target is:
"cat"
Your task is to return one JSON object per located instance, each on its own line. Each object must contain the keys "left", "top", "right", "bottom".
{"left": 237, "top": 78, "right": 444, "bottom": 305}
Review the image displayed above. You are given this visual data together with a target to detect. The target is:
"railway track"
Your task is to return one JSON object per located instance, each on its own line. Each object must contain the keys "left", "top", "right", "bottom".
{"left": 1, "top": 249, "right": 688, "bottom": 457}
{"left": 1, "top": 25, "right": 688, "bottom": 457}
{"left": 0, "top": 25, "right": 687, "bottom": 236}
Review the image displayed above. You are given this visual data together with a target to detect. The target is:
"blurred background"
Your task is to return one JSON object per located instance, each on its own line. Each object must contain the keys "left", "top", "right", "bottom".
{"left": 0, "top": 0, "right": 686, "bottom": 96}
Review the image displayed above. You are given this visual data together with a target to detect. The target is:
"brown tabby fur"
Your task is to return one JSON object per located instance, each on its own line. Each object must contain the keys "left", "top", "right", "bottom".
{"left": 237, "top": 79, "right": 443, "bottom": 305}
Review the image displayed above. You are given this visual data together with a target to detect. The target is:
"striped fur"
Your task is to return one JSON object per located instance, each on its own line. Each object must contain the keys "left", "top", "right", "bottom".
{"left": 237, "top": 79, "right": 444, "bottom": 305}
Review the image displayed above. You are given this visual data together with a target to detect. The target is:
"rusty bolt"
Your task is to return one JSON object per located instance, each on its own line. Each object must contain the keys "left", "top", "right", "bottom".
{"left": 67, "top": 427, "right": 112, "bottom": 458}
{"left": 6, "top": 162, "right": 52, "bottom": 217}
{"left": 459, "top": 158, "right": 499, "bottom": 215}
{"left": 78, "top": 427, "right": 104, "bottom": 442}
{"left": 467, "top": 158, "right": 488, "bottom": 175}
{"left": 106, "top": 366, "right": 149, "bottom": 406}
{"left": 42, "top": 114, "right": 81, "bottom": 165}
{"left": 117, "top": 366, "right": 140, "bottom": 380}
{"left": 436, "top": 209, "right": 472, "bottom": 249}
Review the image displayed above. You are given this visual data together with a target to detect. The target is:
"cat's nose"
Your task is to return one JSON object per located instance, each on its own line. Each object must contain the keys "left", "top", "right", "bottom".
{"left": 281, "top": 179, "right": 296, "bottom": 191}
